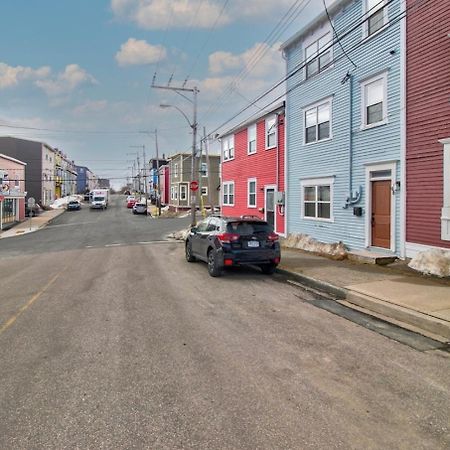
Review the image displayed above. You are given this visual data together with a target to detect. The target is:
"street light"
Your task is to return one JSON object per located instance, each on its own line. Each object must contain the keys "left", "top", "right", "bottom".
{"left": 160, "top": 94, "right": 198, "bottom": 227}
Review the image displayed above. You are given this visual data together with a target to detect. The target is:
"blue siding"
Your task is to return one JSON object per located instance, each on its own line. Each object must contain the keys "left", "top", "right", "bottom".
{"left": 285, "top": 0, "right": 402, "bottom": 254}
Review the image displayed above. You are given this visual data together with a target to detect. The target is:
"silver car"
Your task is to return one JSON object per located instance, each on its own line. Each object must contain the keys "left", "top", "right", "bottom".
{"left": 132, "top": 202, "right": 148, "bottom": 215}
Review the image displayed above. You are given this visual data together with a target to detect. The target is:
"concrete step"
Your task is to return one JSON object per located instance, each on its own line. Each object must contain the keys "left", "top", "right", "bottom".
{"left": 348, "top": 250, "right": 397, "bottom": 266}
{"left": 346, "top": 290, "right": 450, "bottom": 341}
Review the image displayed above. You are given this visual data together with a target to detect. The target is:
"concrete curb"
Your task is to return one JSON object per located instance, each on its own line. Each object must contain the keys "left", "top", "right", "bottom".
{"left": 38, "top": 209, "right": 66, "bottom": 229}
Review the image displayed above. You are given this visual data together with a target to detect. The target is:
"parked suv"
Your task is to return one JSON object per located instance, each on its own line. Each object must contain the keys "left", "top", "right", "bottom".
{"left": 185, "top": 216, "right": 281, "bottom": 277}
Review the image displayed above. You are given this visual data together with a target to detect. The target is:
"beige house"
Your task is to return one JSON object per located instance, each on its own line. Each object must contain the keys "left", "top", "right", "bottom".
{"left": 168, "top": 152, "right": 220, "bottom": 211}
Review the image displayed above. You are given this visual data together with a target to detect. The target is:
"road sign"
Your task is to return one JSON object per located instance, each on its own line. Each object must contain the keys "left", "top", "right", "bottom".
{"left": 190, "top": 181, "right": 199, "bottom": 191}
{"left": 27, "top": 197, "right": 36, "bottom": 207}
{"left": 0, "top": 195, "right": 4, "bottom": 202}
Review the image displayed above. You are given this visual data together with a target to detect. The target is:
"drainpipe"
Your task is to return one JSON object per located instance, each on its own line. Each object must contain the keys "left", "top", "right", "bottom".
{"left": 344, "top": 72, "right": 361, "bottom": 208}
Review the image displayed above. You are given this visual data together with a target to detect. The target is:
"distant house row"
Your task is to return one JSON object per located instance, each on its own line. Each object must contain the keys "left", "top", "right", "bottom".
{"left": 218, "top": 0, "right": 450, "bottom": 259}
{"left": 0, "top": 136, "right": 103, "bottom": 229}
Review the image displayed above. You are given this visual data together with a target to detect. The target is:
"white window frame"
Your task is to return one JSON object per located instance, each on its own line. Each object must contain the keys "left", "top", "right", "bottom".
{"left": 222, "top": 135, "right": 235, "bottom": 162}
{"left": 360, "top": 71, "right": 388, "bottom": 130}
{"left": 201, "top": 162, "right": 208, "bottom": 177}
{"left": 265, "top": 115, "right": 277, "bottom": 149}
{"left": 439, "top": 139, "right": 450, "bottom": 240}
{"left": 174, "top": 163, "right": 179, "bottom": 178}
{"left": 247, "top": 178, "right": 257, "bottom": 208}
{"left": 222, "top": 181, "right": 235, "bottom": 206}
{"left": 363, "top": 0, "right": 388, "bottom": 38}
{"left": 304, "top": 30, "right": 333, "bottom": 80}
{"left": 300, "top": 176, "right": 335, "bottom": 222}
{"left": 180, "top": 184, "right": 187, "bottom": 201}
{"left": 303, "top": 96, "right": 333, "bottom": 145}
{"left": 248, "top": 124, "right": 257, "bottom": 155}
{"left": 201, "top": 186, "right": 208, "bottom": 196}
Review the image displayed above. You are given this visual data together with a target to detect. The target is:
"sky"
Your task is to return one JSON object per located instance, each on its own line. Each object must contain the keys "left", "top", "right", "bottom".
{"left": 0, "top": 0, "right": 323, "bottom": 188}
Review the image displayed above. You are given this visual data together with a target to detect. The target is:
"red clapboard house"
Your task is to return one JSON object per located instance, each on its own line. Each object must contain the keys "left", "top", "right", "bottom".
{"left": 405, "top": 0, "right": 450, "bottom": 256}
{"left": 220, "top": 103, "right": 285, "bottom": 236}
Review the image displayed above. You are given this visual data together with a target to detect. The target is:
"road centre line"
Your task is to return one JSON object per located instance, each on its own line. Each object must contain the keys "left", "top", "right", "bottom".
{"left": 105, "top": 243, "right": 122, "bottom": 247}
{"left": 0, "top": 270, "right": 63, "bottom": 336}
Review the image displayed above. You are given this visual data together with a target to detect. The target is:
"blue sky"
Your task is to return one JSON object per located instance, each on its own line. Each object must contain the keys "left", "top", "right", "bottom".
{"left": 0, "top": 0, "right": 322, "bottom": 188}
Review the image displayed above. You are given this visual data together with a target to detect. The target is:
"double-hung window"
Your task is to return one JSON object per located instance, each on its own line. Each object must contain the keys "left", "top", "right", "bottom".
{"left": 201, "top": 162, "right": 208, "bottom": 177}
{"left": 365, "top": 0, "right": 387, "bottom": 37}
{"left": 305, "top": 32, "right": 332, "bottom": 79}
{"left": 361, "top": 72, "right": 387, "bottom": 128}
{"left": 248, "top": 124, "right": 257, "bottom": 154}
{"left": 201, "top": 187, "right": 208, "bottom": 196}
{"left": 174, "top": 163, "right": 179, "bottom": 178}
{"left": 223, "top": 136, "right": 234, "bottom": 161}
{"left": 304, "top": 99, "right": 332, "bottom": 144}
{"left": 248, "top": 179, "right": 257, "bottom": 208}
{"left": 301, "top": 177, "right": 334, "bottom": 221}
{"left": 180, "top": 184, "right": 187, "bottom": 201}
{"left": 265, "top": 115, "right": 277, "bottom": 149}
{"left": 222, "top": 181, "right": 234, "bottom": 206}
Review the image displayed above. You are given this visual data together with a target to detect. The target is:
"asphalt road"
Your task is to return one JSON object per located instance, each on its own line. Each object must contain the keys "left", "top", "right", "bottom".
{"left": 0, "top": 196, "right": 449, "bottom": 449}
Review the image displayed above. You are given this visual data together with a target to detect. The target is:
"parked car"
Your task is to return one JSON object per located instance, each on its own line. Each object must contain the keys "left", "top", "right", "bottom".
{"left": 185, "top": 216, "right": 281, "bottom": 277}
{"left": 127, "top": 197, "right": 137, "bottom": 208}
{"left": 132, "top": 202, "right": 148, "bottom": 215}
{"left": 67, "top": 200, "right": 81, "bottom": 211}
{"left": 25, "top": 204, "right": 42, "bottom": 217}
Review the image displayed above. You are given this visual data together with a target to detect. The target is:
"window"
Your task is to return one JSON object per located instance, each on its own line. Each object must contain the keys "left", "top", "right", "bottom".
{"left": 305, "top": 32, "right": 332, "bottom": 79}
{"left": 441, "top": 139, "right": 450, "bottom": 240}
{"left": 223, "top": 136, "right": 234, "bottom": 161}
{"left": 301, "top": 177, "right": 334, "bottom": 221}
{"left": 248, "top": 124, "right": 257, "bottom": 154}
{"left": 304, "top": 99, "right": 332, "bottom": 144}
{"left": 201, "top": 162, "right": 208, "bottom": 177}
{"left": 266, "top": 116, "right": 277, "bottom": 149}
{"left": 248, "top": 179, "right": 257, "bottom": 207}
{"left": 174, "top": 163, "right": 179, "bottom": 178}
{"left": 361, "top": 72, "right": 387, "bottom": 128}
{"left": 222, "top": 181, "right": 234, "bottom": 206}
{"left": 366, "top": 0, "right": 387, "bottom": 37}
{"left": 201, "top": 187, "right": 208, "bottom": 196}
{"left": 180, "top": 184, "right": 187, "bottom": 201}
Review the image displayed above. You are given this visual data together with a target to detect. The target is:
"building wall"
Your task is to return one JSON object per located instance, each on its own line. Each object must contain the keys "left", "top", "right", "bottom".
{"left": 405, "top": 0, "right": 450, "bottom": 253}
{"left": 285, "top": 0, "right": 402, "bottom": 253}
{"left": 0, "top": 155, "right": 26, "bottom": 223}
{"left": 221, "top": 112, "right": 285, "bottom": 234}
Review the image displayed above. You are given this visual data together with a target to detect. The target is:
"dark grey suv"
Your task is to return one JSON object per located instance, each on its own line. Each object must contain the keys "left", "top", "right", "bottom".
{"left": 185, "top": 216, "right": 281, "bottom": 277}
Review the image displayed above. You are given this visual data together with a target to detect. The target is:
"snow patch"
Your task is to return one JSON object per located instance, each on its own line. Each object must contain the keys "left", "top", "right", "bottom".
{"left": 49, "top": 195, "right": 83, "bottom": 209}
{"left": 167, "top": 228, "right": 190, "bottom": 241}
{"left": 408, "top": 249, "right": 450, "bottom": 278}
{"left": 282, "top": 233, "right": 348, "bottom": 260}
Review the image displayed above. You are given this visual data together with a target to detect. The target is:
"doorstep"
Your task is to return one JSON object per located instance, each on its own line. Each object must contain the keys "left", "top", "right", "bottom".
{"left": 348, "top": 249, "right": 398, "bottom": 266}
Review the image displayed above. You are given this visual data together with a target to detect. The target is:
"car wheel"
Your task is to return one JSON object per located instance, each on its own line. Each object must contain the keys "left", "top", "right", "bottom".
{"left": 260, "top": 263, "right": 277, "bottom": 275}
{"left": 185, "top": 241, "right": 196, "bottom": 262}
{"left": 207, "top": 249, "right": 222, "bottom": 277}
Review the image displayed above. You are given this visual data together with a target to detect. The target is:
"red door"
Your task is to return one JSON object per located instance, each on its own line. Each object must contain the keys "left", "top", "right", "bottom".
{"left": 371, "top": 180, "right": 391, "bottom": 249}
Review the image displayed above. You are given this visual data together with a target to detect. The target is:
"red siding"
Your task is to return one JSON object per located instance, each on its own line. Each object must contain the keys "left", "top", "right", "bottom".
{"left": 221, "top": 112, "right": 285, "bottom": 234}
{"left": 406, "top": 0, "right": 450, "bottom": 248}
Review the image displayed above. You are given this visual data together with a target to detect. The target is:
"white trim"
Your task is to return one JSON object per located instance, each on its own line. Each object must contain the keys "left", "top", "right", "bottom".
{"left": 222, "top": 135, "right": 235, "bottom": 162}
{"left": 399, "top": 0, "right": 406, "bottom": 258}
{"left": 222, "top": 181, "right": 235, "bottom": 206}
{"left": 247, "top": 178, "right": 257, "bottom": 208}
{"left": 303, "top": 96, "right": 333, "bottom": 145}
{"left": 405, "top": 242, "right": 450, "bottom": 259}
{"left": 265, "top": 115, "right": 277, "bottom": 150}
{"left": 363, "top": 0, "right": 389, "bottom": 39}
{"left": 441, "top": 139, "right": 450, "bottom": 240}
{"left": 201, "top": 186, "right": 208, "bottom": 196}
{"left": 247, "top": 123, "right": 257, "bottom": 155}
{"left": 303, "top": 23, "right": 334, "bottom": 81}
{"left": 365, "top": 161, "right": 397, "bottom": 252}
{"left": 360, "top": 70, "right": 388, "bottom": 130}
{"left": 300, "top": 176, "right": 335, "bottom": 222}
{"left": 264, "top": 185, "right": 277, "bottom": 230}
{"left": 180, "top": 184, "right": 187, "bottom": 201}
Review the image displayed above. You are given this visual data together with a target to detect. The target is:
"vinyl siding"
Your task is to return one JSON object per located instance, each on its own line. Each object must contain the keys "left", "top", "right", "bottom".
{"left": 406, "top": 0, "right": 450, "bottom": 249}
{"left": 285, "top": 0, "right": 402, "bottom": 253}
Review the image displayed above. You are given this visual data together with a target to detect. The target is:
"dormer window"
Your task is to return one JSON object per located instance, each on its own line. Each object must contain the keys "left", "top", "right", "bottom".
{"left": 305, "top": 32, "right": 332, "bottom": 79}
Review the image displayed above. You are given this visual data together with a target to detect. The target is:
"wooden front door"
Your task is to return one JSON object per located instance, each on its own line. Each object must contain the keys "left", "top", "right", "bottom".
{"left": 371, "top": 180, "right": 391, "bottom": 249}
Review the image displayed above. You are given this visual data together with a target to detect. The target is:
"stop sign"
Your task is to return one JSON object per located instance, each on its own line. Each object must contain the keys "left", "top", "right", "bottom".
{"left": 190, "top": 181, "right": 199, "bottom": 191}
{"left": 0, "top": 195, "right": 4, "bottom": 202}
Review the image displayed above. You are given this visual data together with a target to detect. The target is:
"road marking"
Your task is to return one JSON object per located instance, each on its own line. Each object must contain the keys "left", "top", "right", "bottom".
{"left": 105, "top": 243, "right": 122, "bottom": 247}
{"left": 0, "top": 270, "right": 63, "bottom": 336}
{"left": 85, "top": 245, "right": 94, "bottom": 248}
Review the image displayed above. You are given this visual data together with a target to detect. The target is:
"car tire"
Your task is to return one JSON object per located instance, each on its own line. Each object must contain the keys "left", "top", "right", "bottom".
{"left": 185, "top": 241, "right": 196, "bottom": 262}
{"left": 207, "top": 249, "right": 222, "bottom": 277}
{"left": 260, "top": 263, "right": 277, "bottom": 275}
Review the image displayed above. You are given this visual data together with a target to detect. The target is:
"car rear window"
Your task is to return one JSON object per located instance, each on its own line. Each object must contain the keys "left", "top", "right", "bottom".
{"left": 226, "top": 221, "right": 272, "bottom": 235}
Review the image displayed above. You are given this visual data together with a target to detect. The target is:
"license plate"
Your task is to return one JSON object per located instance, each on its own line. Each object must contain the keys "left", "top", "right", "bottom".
{"left": 247, "top": 241, "right": 259, "bottom": 248}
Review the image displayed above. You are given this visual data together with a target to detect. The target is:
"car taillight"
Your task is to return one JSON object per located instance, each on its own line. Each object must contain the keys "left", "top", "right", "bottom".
{"left": 267, "top": 232, "right": 279, "bottom": 242}
{"left": 217, "top": 233, "right": 240, "bottom": 244}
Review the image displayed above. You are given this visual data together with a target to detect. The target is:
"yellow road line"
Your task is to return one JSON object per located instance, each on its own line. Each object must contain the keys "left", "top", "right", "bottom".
{"left": 0, "top": 271, "right": 62, "bottom": 336}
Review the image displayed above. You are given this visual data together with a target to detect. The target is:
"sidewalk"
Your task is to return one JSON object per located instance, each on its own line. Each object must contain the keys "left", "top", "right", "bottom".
{"left": 0, "top": 208, "right": 65, "bottom": 239}
{"left": 279, "top": 247, "right": 450, "bottom": 343}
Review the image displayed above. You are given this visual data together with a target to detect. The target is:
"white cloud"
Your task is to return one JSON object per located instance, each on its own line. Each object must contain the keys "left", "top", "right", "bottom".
{"left": 73, "top": 100, "right": 108, "bottom": 115}
{"left": 35, "top": 64, "right": 97, "bottom": 96}
{"left": 0, "top": 62, "right": 51, "bottom": 89}
{"left": 115, "top": 38, "right": 166, "bottom": 66}
{"left": 110, "top": 0, "right": 297, "bottom": 29}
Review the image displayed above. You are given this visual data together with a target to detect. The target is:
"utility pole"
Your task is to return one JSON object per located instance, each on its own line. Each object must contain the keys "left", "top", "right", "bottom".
{"left": 203, "top": 127, "right": 214, "bottom": 213}
{"left": 153, "top": 83, "right": 199, "bottom": 227}
{"left": 154, "top": 128, "right": 162, "bottom": 217}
